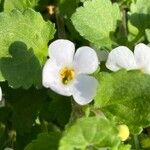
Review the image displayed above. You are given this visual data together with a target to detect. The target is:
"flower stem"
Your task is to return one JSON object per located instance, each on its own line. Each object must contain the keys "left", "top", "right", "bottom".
{"left": 55, "top": 7, "right": 66, "bottom": 39}
{"left": 134, "top": 135, "right": 140, "bottom": 150}
{"left": 128, "top": 32, "right": 144, "bottom": 48}
{"left": 70, "top": 98, "right": 84, "bottom": 123}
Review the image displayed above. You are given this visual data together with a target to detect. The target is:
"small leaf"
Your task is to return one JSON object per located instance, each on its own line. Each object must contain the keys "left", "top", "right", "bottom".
{"left": 59, "top": 116, "right": 120, "bottom": 150}
{"left": 71, "top": 0, "right": 121, "bottom": 48}
{"left": 95, "top": 70, "right": 150, "bottom": 134}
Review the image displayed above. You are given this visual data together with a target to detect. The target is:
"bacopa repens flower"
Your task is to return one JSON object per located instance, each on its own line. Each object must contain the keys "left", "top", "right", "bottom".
{"left": 42, "top": 39, "right": 99, "bottom": 105}
{"left": 106, "top": 43, "right": 150, "bottom": 74}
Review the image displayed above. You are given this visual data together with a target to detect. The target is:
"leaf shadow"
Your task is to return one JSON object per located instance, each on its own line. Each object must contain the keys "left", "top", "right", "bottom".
{"left": 0, "top": 41, "right": 42, "bottom": 89}
{"left": 0, "top": 0, "right": 4, "bottom": 12}
{"left": 129, "top": 13, "right": 150, "bottom": 30}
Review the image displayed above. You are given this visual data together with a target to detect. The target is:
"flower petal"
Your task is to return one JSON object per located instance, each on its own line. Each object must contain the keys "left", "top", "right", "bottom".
{"left": 0, "top": 87, "right": 2, "bottom": 101}
{"left": 48, "top": 39, "right": 75, "bottom": 66}
{"left": 72, "top": 74, "right": 98, "bottom": 105}
{"left": 134, "top": 43, "right": 150, "bottom": 74}
{"left": 73, "top": 46, "right": 99, "bottom": 74}
{"left": 106, "top": 46, "right": 137, "bottom": 71}
{"left": 42, "top": 59, "right": 72, "bottom": 96}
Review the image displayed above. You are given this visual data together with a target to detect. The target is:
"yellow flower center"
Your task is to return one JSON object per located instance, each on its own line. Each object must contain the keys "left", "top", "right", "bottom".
{"left": 59, "top": 67, "right": 75, "bottom": 84}
{"left": 118, "top": 124, "right": 130, "bottom": 141}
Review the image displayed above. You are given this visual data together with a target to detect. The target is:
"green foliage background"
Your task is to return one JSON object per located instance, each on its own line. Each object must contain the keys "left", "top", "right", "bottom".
{"left": 0, "top": 0, "right": 150, "bottom": 149}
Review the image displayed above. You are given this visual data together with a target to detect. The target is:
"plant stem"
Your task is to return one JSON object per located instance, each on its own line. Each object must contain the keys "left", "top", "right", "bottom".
{"left": 41, "top": 120, "right": 48, "bottom": 132}
{"left": 55, "top": 7, "right": 66, "bottom": 39}
{"left": 70, "top": 97, "right": 84, "bottom": 122}
{"left": 128, "top": 32, "right": 144, "bottom": 48}
{"left": 134, "top": 135, "right": 140, "bottom": 150}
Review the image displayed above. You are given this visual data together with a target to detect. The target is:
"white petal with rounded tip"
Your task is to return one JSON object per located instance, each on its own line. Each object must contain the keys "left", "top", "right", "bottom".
{"left": 48, "top": 39, "right": 75, "bottom": 66}
{"left": 106, "top": 46, "right": 137, "bottom": 71}
{"left": 73, "top": 46, "right": 99, "bottom": 74}
{"left": 42, "top": 59, "right": 72, "bottom": 96}
{"left": 72, "top": 74, "right": 98, "bottom": 105}
{"left": 0, "top": 87, "right": 2, "bottom": 101}
{"left": 42, "top": 59, "right": 59, "bottom": 88}
{"left": 134, "top": 43, "right": 150, "bottom": 74}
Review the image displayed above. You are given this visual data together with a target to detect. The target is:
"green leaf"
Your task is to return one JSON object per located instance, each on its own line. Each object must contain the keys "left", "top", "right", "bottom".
{"left": 0, "top": 42, "right": 42, "bottom": 89}
{"left": 129, "top": 0, "right": 150, "bottom": 30}
{"left": 71, "top": 0, "right": 121, "bottom": 49}
{"left": 11, "top": 88, "right": 47, "bottom": 135}
{"left": 95, "top": 70, "right": 150, "bottom": 134}
{"left": 0, "top": 9, "right": 55, "bottom": 86}
{"left": 25, "top": 132, "right": 61, "bottom": 150}
{"left": 59, "top": 116, "right": 120, "bottom": 150}
{"left": 40, "top": 92, "right": 72, "bottom": 127}
{"left": 59, "top": 0, "right": 77, "bottom": 17}
{"left": 4, "top": 0, "right": 40, "bottom": 12}
{"left": 0, "top": 9, "right": 55, "bottom": 63}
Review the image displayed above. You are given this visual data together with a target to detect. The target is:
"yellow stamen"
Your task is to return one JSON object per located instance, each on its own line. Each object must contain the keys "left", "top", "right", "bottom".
{"left": 59, "top": 67, "right": 75, "bottom": 84}
{"left": 118, "top": 124, "right": 130, "bottom": 141}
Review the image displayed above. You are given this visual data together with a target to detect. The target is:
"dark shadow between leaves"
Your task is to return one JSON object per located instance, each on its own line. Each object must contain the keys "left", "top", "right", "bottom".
{"left": 129, "top": 13, "right": 150, "bottom": 30}
{"left": 112, "top": 19, "right": 129, "bottom": 46}
{"left": 0, "top": 41, "right": 42, "bottom": 89}
{"left": 0, "top": 0, "right": 4, "bottom": 12}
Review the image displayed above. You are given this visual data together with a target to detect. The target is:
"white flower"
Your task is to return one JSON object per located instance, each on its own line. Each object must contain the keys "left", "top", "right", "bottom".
{"left": 42, "top": 39, "right": 99, "bottom": 105}
{"left": 106, "top": 43, "right": 150, "bottom": 74}
{"left": 0, "top": 87, "right": 2, "bottom": 101}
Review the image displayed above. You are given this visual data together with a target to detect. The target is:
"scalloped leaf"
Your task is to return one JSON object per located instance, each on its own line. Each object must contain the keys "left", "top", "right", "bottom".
{"left": 59, "top": 116, "right": 120, "bottom": 150}
{"left": 95, "top": 70, "right": 150, "bottom": 134}
{"left": 71, "top": 0, "right": 121, "bottom": 48}
{"left": 0, "top": 9, "right": 55, "bottom": 88}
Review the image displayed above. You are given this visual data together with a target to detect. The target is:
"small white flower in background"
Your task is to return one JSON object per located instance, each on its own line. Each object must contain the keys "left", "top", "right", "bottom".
{"left": 43, "top": 39, "right": 99, "bottom": 105}
{"left": 106, "top": 43, "right": 150, "bottom": 74}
